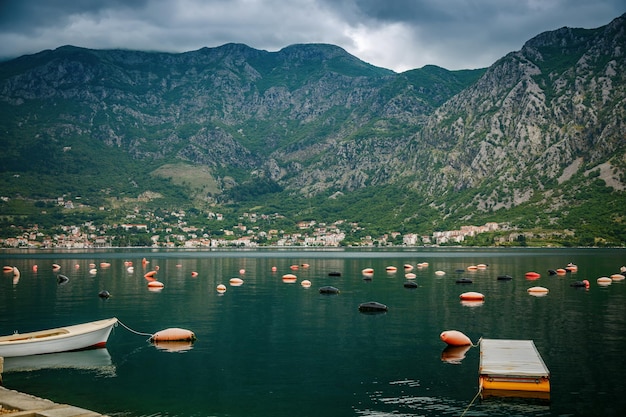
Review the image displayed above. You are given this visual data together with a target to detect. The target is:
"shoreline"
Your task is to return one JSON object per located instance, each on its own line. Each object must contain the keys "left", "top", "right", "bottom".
{"left": 0, "top": 386, "right": 106, "bottom": 416}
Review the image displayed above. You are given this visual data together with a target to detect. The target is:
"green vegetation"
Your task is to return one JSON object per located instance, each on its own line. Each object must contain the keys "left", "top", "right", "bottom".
{"left": 1, "top": 26, "right": 625, "bottom": 247}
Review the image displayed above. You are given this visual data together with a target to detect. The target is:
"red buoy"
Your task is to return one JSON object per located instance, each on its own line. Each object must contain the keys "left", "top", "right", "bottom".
{"left": 440, "top": 330, "right": 472, "bottom": 346}
{"left": 525, "top": 271, "right": 541, "bottom": 279}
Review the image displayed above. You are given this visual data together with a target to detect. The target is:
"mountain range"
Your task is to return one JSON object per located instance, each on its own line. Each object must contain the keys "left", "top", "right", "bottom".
{"left": 1, "top": 13, "right": 625, "bottom": 246}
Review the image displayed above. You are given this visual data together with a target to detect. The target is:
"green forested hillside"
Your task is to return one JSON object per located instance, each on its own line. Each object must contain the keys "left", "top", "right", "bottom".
{"left": 1, "top": 14, "right": 625, "bottom": 246}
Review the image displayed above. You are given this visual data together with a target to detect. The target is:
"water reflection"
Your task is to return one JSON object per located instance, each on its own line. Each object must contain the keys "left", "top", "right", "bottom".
{"left": 441, "top": 345, "right": 472, "bottom": 364}
{"left": 3, "top": 348, "right": 116, "bottom": 377}
{"left": 151, "top": 340, "right": 195, "bottom": 353}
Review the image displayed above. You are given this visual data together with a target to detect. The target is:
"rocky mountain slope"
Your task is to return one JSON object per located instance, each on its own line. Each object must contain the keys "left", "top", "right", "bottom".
{"left": 1, "top": 13, "right": 624, "bottom": 244}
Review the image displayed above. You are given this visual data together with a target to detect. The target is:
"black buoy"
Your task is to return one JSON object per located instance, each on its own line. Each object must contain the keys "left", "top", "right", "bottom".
{"left": 548, "top": 269, "right": 557, "bottom": 276}
{"left": 403, "top": 281, "right": 418, "bottom": 288}
{"left": 456, "top": 278, "right": 473, "bottom": 284}
{"left": 98, "top": 290, "right": 111, "bottom": 298}
{"left": 497, "top": 274, "right": 513, "bottom": 281}
{"left": 57, "top": 274, "right": 69, "bottom": 284}
{"left": 328, "top": 271, "right": 341, "bottom": 277}
{"left": 319, "top": 286, "right": 340, "bottom": 294}
{"left": 358, "top": 301, "right": 388, "bottom": 313}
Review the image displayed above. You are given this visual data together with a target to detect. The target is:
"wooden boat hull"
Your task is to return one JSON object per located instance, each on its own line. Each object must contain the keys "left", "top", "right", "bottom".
{"left": 0, "top": 318, "right": 117, "bottom": 357}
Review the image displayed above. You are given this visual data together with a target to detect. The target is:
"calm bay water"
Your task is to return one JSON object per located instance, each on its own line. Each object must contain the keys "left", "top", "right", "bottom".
{"left": 1, "top": 247, "right": 625, "bottom": 417}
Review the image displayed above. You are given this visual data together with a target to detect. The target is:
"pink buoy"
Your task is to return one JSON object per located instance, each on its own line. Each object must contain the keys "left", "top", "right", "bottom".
{"left": 150, "top": 328, "right": 196, "bottom": 342}
{"left": 440, "top": 330, "right": 472, "bottom": 346}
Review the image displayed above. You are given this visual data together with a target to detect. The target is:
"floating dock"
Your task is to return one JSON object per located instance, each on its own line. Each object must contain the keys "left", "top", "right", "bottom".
{"left": 479, "top": 338, "right": 550, "bottom": 400}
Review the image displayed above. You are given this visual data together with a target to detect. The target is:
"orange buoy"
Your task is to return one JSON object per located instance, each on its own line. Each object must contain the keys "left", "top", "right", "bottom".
{"left": 566, "top": 263, "right": 578, "bottom": 272}
{"left": 404, "top": 264, "right": 414, "bottom": 271}
{"left": 610, "top": 274, "right": 625, "bottom": 281}
{"left": 459, "top": 291, "right": 484, "bottom": 301}
{"left": 527, "top": 286, "right": 549, "bottom": 294}
{"left": 191, "top": 271, "right": 198, "bottom": 277}
{"left": 362, "top": 268, "right": 374, "bottom": 275}
{"left": 301, "top": 263, "right": 310, "bottom": 268}
{"left": 386, "top": 266, "right": 398, "bottom": 272}
{"left": 144, "top": 270, "right": 158, "bottom": 279}
{"left": 556, "top": 268, "right": 567, "bottom": 275}
{"left": 150, "top": 328, "right": 196, "bottom": 342}
{"left": 525, "top": 272, "right": 541, "bottom": 279}
{"left": 217, "top": 284, "right": 227, "bottom": 294}
{"left": 417, "top": 262, "right": 429, "bottom": 268}
{"left": 100, "top": 262, "right": 111, "bottom": 268}
{"left": 148, "top": 281, "right": 164, "bottom": 288}
{"left": 301, "top": 279, "right": 312, "bottom": 288}
{"left": 52, "top": 263, "right": 61, "bottom": 271}
{"left": 467, "top": 265, "right": 478, "bottom": 271}
{"left": 282, "top": 273, "right": 297, "bottom": 283}
{"left": 597, "top": 277, "right": 612, "bottom": 286}
{"left": 440, "top": 330, "right": 472, "bottom": 346}
{"left": 230, "top": 277, "right": 244, "bottom": 286}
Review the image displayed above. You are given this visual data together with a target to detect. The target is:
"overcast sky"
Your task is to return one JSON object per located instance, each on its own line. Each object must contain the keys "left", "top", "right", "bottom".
{"left": 0, "top": 0, "right": 623, "bottom": 72}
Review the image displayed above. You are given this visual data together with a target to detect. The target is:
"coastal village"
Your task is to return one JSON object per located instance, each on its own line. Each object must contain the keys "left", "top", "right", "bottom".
{"left": 0, "top": 198, "right": 501, "bottom": 248}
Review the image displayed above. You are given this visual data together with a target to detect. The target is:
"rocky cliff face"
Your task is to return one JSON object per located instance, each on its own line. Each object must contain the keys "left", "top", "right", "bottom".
{"left": 409, "top": 13, "right": 626, "bottom": 216}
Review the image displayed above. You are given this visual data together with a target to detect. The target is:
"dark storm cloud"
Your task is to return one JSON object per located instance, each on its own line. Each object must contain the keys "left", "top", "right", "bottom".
{"left": 0, "top": 0, "right": 623, "bottom": 72}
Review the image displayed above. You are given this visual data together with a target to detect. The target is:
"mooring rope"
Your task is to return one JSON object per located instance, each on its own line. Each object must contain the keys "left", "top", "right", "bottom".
{"left": 471, "top": 336, "right": 483, "bottom": 348}
{"left": 460, "top": 388, "right": 481, "bottom": 417}
{"left": 116, "top": 319, "right": 153, "bottom": 338}
{"left": 458, "top": 336, "right": 483, "bottom": 416}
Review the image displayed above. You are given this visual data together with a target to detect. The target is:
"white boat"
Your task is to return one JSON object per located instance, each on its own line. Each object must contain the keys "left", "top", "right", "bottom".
{"left": 0, "top": 318, "right": 117, "bottom": 358}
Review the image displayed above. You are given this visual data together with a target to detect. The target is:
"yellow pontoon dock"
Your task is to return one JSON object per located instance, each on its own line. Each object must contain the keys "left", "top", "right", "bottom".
{"left": 479, "top": 338, "right": 550, "bottom": 400}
